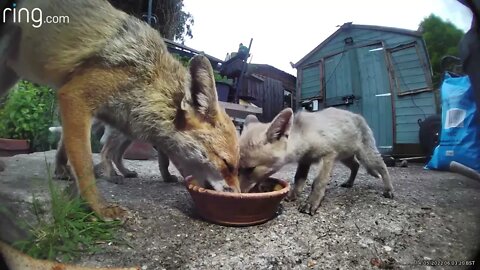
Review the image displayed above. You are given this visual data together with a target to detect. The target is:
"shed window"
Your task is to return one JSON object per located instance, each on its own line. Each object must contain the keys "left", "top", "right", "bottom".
{"left": 301, "top": 99, "right": 319, "bottom": 112}
{"left": 389, "top": 43, "right": 431, "bottom": 95}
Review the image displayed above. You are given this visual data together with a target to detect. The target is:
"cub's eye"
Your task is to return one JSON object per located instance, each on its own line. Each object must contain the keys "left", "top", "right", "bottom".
{"left": 223, "top": 158, "right": 234, "bottom": 173}
{"left": 240, "top": 167, "right": 256, "bottom": 174}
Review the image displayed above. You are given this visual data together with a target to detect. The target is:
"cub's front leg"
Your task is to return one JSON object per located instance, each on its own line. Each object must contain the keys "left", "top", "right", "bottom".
{"left": 299, "top": 154, "right": 336, "bottom": 215}
{"left": 286, "top": 161, "right": 311, "bottom": 202}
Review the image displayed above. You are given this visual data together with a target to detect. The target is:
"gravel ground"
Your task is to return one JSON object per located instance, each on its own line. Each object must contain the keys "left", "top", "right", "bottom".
{"left": 1, "top": 150, "right": 479, "bottom": 270}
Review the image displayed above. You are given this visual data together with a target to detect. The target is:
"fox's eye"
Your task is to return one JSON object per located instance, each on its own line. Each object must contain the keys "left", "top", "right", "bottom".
{"left": 223, "top": 158, "right": 234, "bottom": 173}
{"left": 240, "top": 167, "right": 256, "bottom": 174}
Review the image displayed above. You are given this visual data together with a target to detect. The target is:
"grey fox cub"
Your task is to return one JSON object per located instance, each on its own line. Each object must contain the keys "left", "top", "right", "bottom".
{"left": 239, "top": 107, "right": 394, "bottom": 215}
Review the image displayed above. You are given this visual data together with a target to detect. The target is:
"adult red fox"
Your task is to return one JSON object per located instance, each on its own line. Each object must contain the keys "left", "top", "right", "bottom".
{"left": 0, "top": 0, "right": 240, "bottom": 221}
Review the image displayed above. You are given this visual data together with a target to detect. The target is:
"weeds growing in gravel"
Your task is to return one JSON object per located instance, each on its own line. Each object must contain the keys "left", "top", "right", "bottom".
{"left": 13, "top": 163, "right": 123, "bottom": 262}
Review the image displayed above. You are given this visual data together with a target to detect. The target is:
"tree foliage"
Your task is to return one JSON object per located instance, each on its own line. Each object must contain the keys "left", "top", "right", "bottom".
{"left": 109, "top": 0, "right": 194, "bottom": 43}
{"left": 420, "top": 14, "right": 464, "bottom": 88}
{"left": 155, "top": 0, "right": 194, "bottom": 43}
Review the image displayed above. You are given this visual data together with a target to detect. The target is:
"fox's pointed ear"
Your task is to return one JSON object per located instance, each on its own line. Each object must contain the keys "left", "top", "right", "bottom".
{"left": 266, "top": 108, "right": 293, "bottom": 142}
{"left": 244, "top": 114, "right": 259, "bottom": 127}
{"left": 184, "top": 55, "right": 219, "bottom": 122}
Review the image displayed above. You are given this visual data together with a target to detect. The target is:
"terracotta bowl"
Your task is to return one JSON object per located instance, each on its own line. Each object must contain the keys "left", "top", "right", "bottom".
{"left": 185, "top": 176, "right": 290, "bottom": 226}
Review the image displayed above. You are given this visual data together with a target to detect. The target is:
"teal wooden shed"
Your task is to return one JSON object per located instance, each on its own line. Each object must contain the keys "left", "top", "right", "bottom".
{"left": 294, "top": 22, "right": 438, "bottom": 157}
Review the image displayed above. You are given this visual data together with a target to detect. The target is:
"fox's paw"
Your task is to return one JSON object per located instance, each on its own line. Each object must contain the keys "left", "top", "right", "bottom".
{"left": 95, "top": 203, "right": 131, "bottom": 222}
{"left": 54, "top": 165, "right": 74, "bottom": 181}
{"left": 285, "top": 190, "right": 298, "bottom": 202}
{"left": 93, "top": 164, "right": 104, "bottom": 178}
{"left": 383, "top": 190, "right": 394, "bottom": 199}
{"left": 340, "top": 182, "right": 354, "bottom": 188}
{"left": 123, "top": 170, "right": 138, "bottom": 178}
{"left": 299, "top": 197, "right": 322, "bottom": 216}
{"left": 164, "top": 175, "right": 180, "bottom": 183}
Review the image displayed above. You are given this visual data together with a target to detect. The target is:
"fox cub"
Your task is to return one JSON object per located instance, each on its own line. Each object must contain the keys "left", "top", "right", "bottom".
{"left": 54, "top": 119, "right": 180, "bottom": 184}
{"left": 239, "top": 107, "right": 394, "bottom": 215}
{"left": 1, "top": 0, "right": 240, "bottom": 220}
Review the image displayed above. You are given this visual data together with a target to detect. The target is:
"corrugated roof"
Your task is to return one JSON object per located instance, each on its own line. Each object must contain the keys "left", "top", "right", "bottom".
{"left": 294, "top": 22, "right": 422, "bottom": 68}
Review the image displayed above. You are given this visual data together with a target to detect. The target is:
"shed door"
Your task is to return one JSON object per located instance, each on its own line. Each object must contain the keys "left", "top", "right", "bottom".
{"left": 324, "top": 51, "right": 361, "bottom": 113}
{"left": 356, "top": 44, "right": 394, "bottom": 153}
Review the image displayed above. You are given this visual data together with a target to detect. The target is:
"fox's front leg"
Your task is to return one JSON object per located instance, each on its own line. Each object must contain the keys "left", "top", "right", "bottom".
{"left": 300, "top": 154, "right": 336, "bottom": 215}
{"left": 58, "top": 79, "right": 128, "bottom": 221}
{"left": 286, "top": 161, "right": 311, "bottom": 201}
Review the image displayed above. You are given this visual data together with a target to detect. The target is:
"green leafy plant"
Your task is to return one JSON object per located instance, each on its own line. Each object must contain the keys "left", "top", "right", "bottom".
{"left": 13, "top": 164, "right": 123, "bottom": 262}
{"left": 173, "top": 53, "right": 191, "bottom": 67}
{"left": 172, "top": 53, "right": 232, "bottom": 85}
{"left": 213, "top": 71, "right": 232, "bottom": 84}
{"left": 0, "top": 81, "right": 58, "bottom": 151}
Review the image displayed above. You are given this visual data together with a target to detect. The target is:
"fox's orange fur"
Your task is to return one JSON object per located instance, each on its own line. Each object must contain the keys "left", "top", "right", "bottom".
{"left": 0, "top": 241, "right": 140, "bottom": 270}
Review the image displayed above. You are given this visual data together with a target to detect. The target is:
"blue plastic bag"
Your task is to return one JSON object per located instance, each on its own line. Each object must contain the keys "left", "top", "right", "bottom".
{"left": 426, "top": 73, "right": 480, "bottom": 172}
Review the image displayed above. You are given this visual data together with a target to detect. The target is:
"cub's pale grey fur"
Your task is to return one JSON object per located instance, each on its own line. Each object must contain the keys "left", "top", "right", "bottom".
{"left": 54, "top": 119, "right": 180, "bottom": 184}
{"left": 239, "top": 107, "right": 394, "bottom": 215}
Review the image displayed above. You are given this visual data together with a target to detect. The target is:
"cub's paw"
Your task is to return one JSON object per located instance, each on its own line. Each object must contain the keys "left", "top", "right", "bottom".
{"left": 164, "top": 175, "right": 180, "bottom": 183}
{"left": 383, "top": 190, "right": 394, "bottom": 199}
{"left": 285, "top": 190, "right": 298, "bottom": 202}
{"left": 93, "top": 163, "right": 107, "bottom": 178}
{"left": 299, "top": 197, "right": 322, "bottom": 216}
{"left": 123, "top": 170, "right": 138, "bottom": 178}
{"left": 340, "top": 182, "right": 353, "bottom": 188}
{"left": 54, "top": 165, "right": 74, "bottom": 181}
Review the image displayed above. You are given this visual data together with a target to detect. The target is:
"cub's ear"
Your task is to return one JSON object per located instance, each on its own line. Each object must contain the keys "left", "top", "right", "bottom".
{"left": 182, "top": 55, "right": 219, "bottom": 123}
{"left": 244, "top": 114, "right": 259, "bottom": 127}
{"left": 266, "top": 108, "right": 293, "bottom": 142}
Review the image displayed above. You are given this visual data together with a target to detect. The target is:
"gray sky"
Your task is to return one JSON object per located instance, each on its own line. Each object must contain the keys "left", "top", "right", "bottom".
{"left": 182, "top": 0, "right": 472, "bottom": 75}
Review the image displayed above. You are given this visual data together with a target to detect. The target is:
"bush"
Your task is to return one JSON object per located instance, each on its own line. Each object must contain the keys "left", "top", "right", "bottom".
{"left": 0, "top": 81, "right": 58, "bottom": 152}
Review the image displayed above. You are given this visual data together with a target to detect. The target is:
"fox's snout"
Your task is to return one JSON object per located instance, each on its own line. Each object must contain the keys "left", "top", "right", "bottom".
{"left": 221, "top": 173, "right": 241, "bottom": 193}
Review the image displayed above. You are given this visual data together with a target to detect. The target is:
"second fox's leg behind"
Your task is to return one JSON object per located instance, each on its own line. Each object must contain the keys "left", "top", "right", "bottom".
{"left": 339, "top": 155, "right": 360, "bottom": 188}
{"left": 54, "top": 135, "right": 74, "bottom": 180}
{"left": 157, "top": 148, "right": 179, "bottom": 183}
{"left": 111, "top": 136, "right": 138, "bottom": 178}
